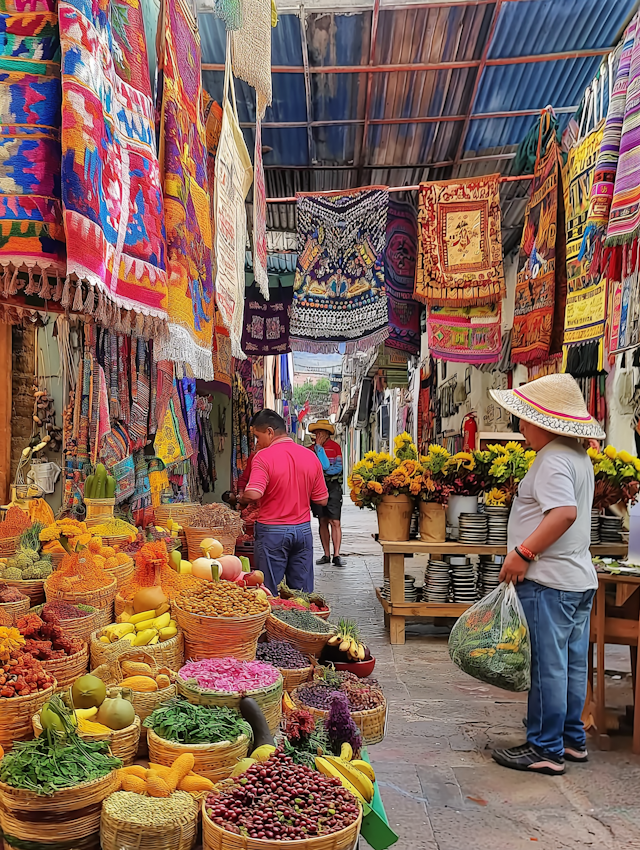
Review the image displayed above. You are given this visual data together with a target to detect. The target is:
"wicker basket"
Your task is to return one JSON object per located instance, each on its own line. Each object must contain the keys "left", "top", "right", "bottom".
{"left": 147, "top": 728, "right": 251, "bottom": 783}
{"left": 91, "top": 650, "right": 178, "bottom": 723}
{"left": 84, "top": 497, "right": 115, "bottom": 522}
{"left": 0, "top": 682, "right": 55, "bottom": 751}
{"left": 292, "top": 690, "right": 387, "bottom": 746}
{"left": 32, "top": 712, "right": 141, "bottom": 765}
{"left": 30, "top": 602, "right": 100, "bottom": 643}
{"left": 265, "top": 613, "right": 335, "bottom": 657}
{"left": 0, "top": 534, "right": 20, "bottom": 557}
{"left": 202, "top": 799, "right": 362, "bottom": 850}
{"left": 49, "top": 549, "right": 67, "bottom": 567}
{"left": 314, "top": 608, "right": 331, "bottom": 621}
{"left": 155, "top": 503, "right": 200, "bottom": 527}
{"left": 40, "top": 642, "right": 89, "bottom": 691}
{"left": 3, "top": 577, "right": 45, "bottom": 606}
{"left": 90, "top": 628, "right": 184, "bottom": 672}
{"left": 44, "top": 576, "right": 117, "bottom": 615}
{"left": 0, "top": 771, "right": 119, "bottom": 846}
{"left": 173, "top": 601, "right": 268, "bottom": 663}
{"left": 0, "top": 594, "right": 30, "bottom": 626}
{"left": 100, "top": 789, "right": 199, "bottom": 850}
{"left": 104, "top": 556, "right": 134, "bottom": 588}
{"left": 279, "top": 662, "right": 314, "bottom": 692}
{"left": 177, "top": 674, "right": 283, "bottom": 734}
{"left": 186, "top": 527, "right": 236, "bottom": 560}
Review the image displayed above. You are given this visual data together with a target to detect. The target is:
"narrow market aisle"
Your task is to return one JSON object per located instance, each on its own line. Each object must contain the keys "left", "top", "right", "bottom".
{"left": 313, "top": 505, "right": 640, "bottom": 850}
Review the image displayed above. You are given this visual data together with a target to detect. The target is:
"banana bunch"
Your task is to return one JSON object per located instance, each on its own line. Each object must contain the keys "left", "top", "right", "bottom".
{"left": 315, "top": 745, "right": 376, "bottom": 803}
{"left": 327, "top": 618, "right": 367, "bottom": 661}
{"left": 100, "top": 605, "right": 178, "bottom": 647}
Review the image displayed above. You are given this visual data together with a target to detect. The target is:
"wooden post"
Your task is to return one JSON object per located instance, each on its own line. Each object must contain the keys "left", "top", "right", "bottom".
{"left": 0, "top": 324, "right": 11, "bottom": 504}
{"left": 388, "top": 553, "right": 406, "bottom": 645}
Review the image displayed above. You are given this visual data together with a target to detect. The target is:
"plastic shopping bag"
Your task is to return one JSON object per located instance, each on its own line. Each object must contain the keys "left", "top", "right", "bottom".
{"left": 448, "top": 582, "right": 531, "bottom": 692}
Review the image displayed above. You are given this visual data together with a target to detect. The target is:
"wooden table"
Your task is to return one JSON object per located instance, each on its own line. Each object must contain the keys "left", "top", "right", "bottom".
{"left": 590, "top": 571, "right": 640, "bottom": 755}
{"left": 377, "top": 539, "right": 629, "bottom": 645}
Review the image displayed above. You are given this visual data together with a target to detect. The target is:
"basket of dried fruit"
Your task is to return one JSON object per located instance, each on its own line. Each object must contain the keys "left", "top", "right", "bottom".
{"left": 0, "top": 585, "right": 30, "bottom": 626}
{"left": 16, "top": 611, "right": 89, "bottom": 691}
{"left": 91, "top": 650, "right": 178, "bottom": 723}
{"left": 0, "top": 506, "right": 31, "bottom": 557}
{"left": 30, "top": 601, "right": 100, "bottom": 643}
{"left": 255, "top": 639, "right": 314, "bottom": 692}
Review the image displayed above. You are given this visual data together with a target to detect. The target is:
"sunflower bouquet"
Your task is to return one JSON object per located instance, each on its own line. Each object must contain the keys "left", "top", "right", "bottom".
{"left": 418, "top": 444, "right": 452, "bottom": 504}
{"left": 348, "top": 433, "right": 424, "bottom": 509}
{"left": 481, "top": 442, "right": 536, "bottom": 507}
{"left": 588, "top": 445, "right": 640, "bottom": 510}
{"left": 442, "top": 450, "right": 489, "bottom": 497}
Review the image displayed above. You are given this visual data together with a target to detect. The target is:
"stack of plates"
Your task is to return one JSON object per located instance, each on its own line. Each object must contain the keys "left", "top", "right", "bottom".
{"left": 458, "top": 513, "right": 488, "bottom": 544}
{"left": 380, "top": 575, "right": 420, "bottom": 601}
{"left": 423, "top": 559, "right": 451, "bottom": 603}
{"left": 485, "top": 505, "right": 509, "bottom": 545}
{"left": 449, "top": 557, "right": 477, "bottom": 603}
{"left": 590, "top": 510, "right": 601, "bottom": 544}
{"left": 600, "top": 515, "right": 623, "bottom": 544}
{"left": 478, "top": 554, "right": 503, "bottom": 597}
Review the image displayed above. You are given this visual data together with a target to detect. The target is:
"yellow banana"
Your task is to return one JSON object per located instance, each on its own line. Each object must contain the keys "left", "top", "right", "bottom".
{"left": 357, "top": 643, "right": 366, "bottom": 661}
{"left": 339, "top": 639, "right": 351, "bottom": 652}
{"left": 134, "top": 617, "right": 157, "bottom": 632}
{"left": 324, "top": 757, "right": 374, "bottom": 803}
{"left": 148, "top": 635, "right": 159, "bottom": 645}
{"left": 129, "top": 609, "right": 157, "bottom": 625}
{"left": 105, "top": 623, "right": 134, "bottom": 642}
{"left": 119, "top": 632, "right": 136, "bottom": 644}
{"left": 350, "top": 759, "right": 375, "bottom": 783}
{"left": 99, "top": 635, "right": 110, "bottom": 644}
{"left": 152, "top": 612, "right": 171, "bottom": 630}
{"left": 132, "top": 628, "right": 157, "bottom": 646}
{"left": 74, "top": 706, "right": 98, "bottom": 721}
{"left": 340, "top": 742, "right": 353, "bottom": 762}
{"left": 315, "top": 758, "right": 365, "bottom": 803}
{"left": 158, "top": 625, "right": 177, "bottom": 641}
{"left": 327, "top": 635, "right": 341, "bottom": 646}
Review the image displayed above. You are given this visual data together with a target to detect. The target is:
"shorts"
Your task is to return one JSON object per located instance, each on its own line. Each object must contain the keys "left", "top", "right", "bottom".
{"left": 312, "top": 479, "right": 343, "bottom": 521}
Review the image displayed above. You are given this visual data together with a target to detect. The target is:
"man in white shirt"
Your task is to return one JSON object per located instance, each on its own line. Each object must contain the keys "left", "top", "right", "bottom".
{"left": 489, "top": 374, "right": 606, "bottom": 776}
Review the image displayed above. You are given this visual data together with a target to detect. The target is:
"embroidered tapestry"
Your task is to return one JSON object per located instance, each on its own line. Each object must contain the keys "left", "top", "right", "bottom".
{"left": 384, "top": 200, "right": 421, "bottom": 355}
{"left": 427, "top": 305, "right": 501, "bottom": 364}
{"left": 231, "top": 0, "right": 271, "bottom": 117}
{"left": 59, "top": 0, "right": 167, "bottom": 331}
{"left": 211, "top": 306, "right": 233, "bottom": 397}
{"left": 415, "top": 175, "right": 505, "bottom": 307}
{"left": 512, "top": 115, "right": 567, "bottom": 364}
{"left": 242, "top": 280, "right": 292, "bottom": 355}
{"left": 0, "top": 0, "right": 66, "bottom": 292}
{"left": 157, "top": 0, "right": 214, "bottom": 378}
{"left": 562, "top": 280, "right": 607, "bottom": 374}
{"left": 608, "top": 248, "right": 640, "bottom": 353}
{"left": 290, "top": 187, "right": 390, "bottom": 353}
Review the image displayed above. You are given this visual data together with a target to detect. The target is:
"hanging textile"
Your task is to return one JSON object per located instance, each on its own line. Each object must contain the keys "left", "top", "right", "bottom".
{"left": 157, "top": 0, "right": 215, "bottom": 378}
{"left": 415, "top": 175, "right": 505, "bottom": 307}
{"left": 232, "top": 371, "right": 253, "bottom": 485}
{"left": 384, "top": 200, "right": 421, "bottom": 355}
{"left": 242, "top": 280, "right": 292, "bottom": 355}
{"left": 59, "top": 0, "right": 167, "bottom": 331}
{"left": 512, "top": 111, "right": 567, "bottom": 364}
{"left": 129, "top": 338, "right": 151, "bottom": 450}
{"left": 214, "top": 52, "right": 253, "bottom": 359}
{"left": 196, "top": 0, "right": 242, "bottom": 30}
{"left": 203, "top": 92, "right": 223, "bottom": 223}
{"left": 231, "top": 0, "right": 272, "bottom": 118}
{"left": 290, "top": 187, "right": 390, "bottom": 353}
{"left": 0, "top": 2, "right": 66, "bottom": 292}
{"left": 253, "top": 117, "right": 269, "bottom": 298}
{"left": 212, "top": 306, "right": 233, "bottom": 397}
{"left": 561, "top": 124, "right": 607, "bottom": 376}
{"left": 608, "top": 244, "right": 640, "bottom": 352}
{"left": 427, "top": 305, "right": 501, "bottom": 364}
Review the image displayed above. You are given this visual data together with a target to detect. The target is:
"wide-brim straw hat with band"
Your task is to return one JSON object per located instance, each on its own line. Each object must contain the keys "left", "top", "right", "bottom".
{"left": 308, "top": 419, "right": 335, "bottom": 435}
{"left": 489, "top": 373, "right": 606, "bottom": 440}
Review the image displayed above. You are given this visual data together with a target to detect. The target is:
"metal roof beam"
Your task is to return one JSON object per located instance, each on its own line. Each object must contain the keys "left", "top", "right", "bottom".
{"left": 263, "top": 151, "right": 521, "bottom": 169}
{"left": 358, "top": 0, "right": 381, "bottom": 177}
{"left": 201, "top": 49, "right": 611, "bottom": 75}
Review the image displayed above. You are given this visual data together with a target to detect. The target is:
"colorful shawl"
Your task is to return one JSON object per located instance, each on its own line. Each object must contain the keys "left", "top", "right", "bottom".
{"left": 0, "top": 0, "right": 66, "bottom": 292}
{"left": 203, "top": 92, "right": 223, "bottom": 224}
{"left": 427, "top": 305, "right": 501, "bottom": 363}
{"left": 384, "top": 200, "right": 420, "bottom": 355}
{"left": 290, "top": 187, "right": 390, "bottom": 353}
{"left": 231, "top": 0, "right": 272, "bottom": 118}
{"left": 196, "top": 0, "right": 242, "bottom": 30}
{"left": 608, "top": 244, "right": 640, "bottom": 352}
{"left": 212, "top": 306, "right": 233, "bottom": 397}
{"left": 59, "top": 0, "right": 167, "bottom": 330}
{"left": 512, "top": 114, "right": 567, "bottom": 364}
{"left": 415, "top": 175, "right": 505, "bottom": 307}
{"left": 157, "top": 0, "right": 215, "bottom": 379}
{"left": 242, "top": 281, "right": 292, "bottom": 355}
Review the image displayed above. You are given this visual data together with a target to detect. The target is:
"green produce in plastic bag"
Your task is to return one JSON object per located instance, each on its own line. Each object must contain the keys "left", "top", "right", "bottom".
{"left": 448, "top": 582, "right": 531, "bottom": 692}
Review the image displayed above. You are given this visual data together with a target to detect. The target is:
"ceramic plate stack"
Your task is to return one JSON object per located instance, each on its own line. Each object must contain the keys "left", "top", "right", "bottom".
{"left": 590, "top": 510, "right": 601, "bottom": 544}
{"left": 600, "top": 515, "right": 623, "bottom": 544}
{"left": 485, "top": 506, "right": 509, "bottom": 546}
{"left": 423, "top": 560, "right": 451, "bottom": 603}
{"left": 448, "top": 557, "right": 477, "bottom": 603}
{"left": 478, "top": 554, "right": 503, "bottom": 597}
{"left": 381, "top": 575, "right": 420, "bottom": 601}
{"left": 458, "top": 513, "right": 488, "bottom": 545}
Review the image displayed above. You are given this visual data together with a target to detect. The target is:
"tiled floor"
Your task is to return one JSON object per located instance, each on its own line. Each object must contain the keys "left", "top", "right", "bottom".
{"left": 313, "top": 504, "right": 640, "bottom": 850}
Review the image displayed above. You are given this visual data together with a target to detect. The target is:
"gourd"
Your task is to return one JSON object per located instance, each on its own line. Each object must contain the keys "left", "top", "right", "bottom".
{"left": 96, "top": 687, "right": 135, "bottom": 730}
{"left": 240, "top": 697, "right": 274, "bottom": 749}
{"left": 166, "top": 752, "right": 195, "bottom": 792}
{"left": 156, "top": 674, "right": 171, "bottom": 688}
{"left": 120, "top": 774, "right": 147, "bottom": 793}
{"left": 120, "top": 660, "right": 154, "bottom": 677}
{"left": 132, "top": 586, "right": 167, "bottom": 614}
{"left": 200, "top": 538, "right": 224, "bottom": 559}
{"left": 218, "top": 555, "right": 242, "bottom": 581}
{"left": 191, "top": 557, "right": 221, "bottom": 581}
{"left": 120, "top": 676, "right": 158, "bottom": 692}
{"left": 179, "top": 774, "right": 214, "bottom": 792}
{"left": 120, "top": 765, "right": 148, "bottom": 779}
{"left": 72, "top": 674, "right": 106, "bottom": 709}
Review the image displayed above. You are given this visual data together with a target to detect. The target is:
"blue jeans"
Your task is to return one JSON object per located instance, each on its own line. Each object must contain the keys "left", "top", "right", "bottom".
{"left": 254, "top": 521, "right": 314, "bottom": 595}
{"left": 517, "top": 579, "right": 595, "bottom": 758}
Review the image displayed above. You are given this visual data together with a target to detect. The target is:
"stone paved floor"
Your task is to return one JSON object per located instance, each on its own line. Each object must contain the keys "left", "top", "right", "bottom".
{"left": 313, "top": 504, "right": 640, "bottom": 850}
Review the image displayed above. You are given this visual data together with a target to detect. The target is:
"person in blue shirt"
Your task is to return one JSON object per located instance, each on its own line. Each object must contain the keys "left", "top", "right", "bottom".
{"left": 309, "top": 419, "right": 345, "bottom": 567}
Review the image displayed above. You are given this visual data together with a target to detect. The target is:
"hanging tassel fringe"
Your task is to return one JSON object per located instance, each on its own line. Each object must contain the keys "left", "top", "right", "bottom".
{"left": 72, "top": 280, "right": 84, "bottom": 313}
{"left": 40, "top": 275, "right": 53, "bottom": 301}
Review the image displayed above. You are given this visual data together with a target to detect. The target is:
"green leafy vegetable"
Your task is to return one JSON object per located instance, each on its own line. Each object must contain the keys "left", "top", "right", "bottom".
{"left": 143, "top": 697, "right": 252, "bottom": 745}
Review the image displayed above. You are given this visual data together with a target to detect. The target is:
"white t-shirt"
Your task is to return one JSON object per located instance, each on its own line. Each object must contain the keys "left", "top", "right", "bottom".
{"left": 507, "top": 437, "right": 597, "bottom": 592}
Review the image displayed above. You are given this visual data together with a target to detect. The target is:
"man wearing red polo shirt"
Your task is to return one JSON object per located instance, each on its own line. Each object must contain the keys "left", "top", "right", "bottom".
{"left": 239, "top": 409, "right": 328, "bottom": 594}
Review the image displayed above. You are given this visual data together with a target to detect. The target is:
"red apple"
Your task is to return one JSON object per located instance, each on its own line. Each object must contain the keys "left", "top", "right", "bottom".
{"left": 244, "top": 571, "right": 263, "bottom": 587}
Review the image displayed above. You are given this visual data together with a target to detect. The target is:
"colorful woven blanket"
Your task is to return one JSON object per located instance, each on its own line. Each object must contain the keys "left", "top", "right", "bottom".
{"left": 242, "top": 280, "right": 292, "bottom": 355}
{"left": 427, "top": 305, "right": 501, "bottom": 364}
{"left": 384, "top": 200, "right": 421, "bottom": 355}
{"left": 415, "top": 175, "right": 505, "bottom": 307}
{"left": 59, "top": 0, "right": 167, "bottom": 332}
{"left": 157, "top": 0, "right": 215, "bottom": 378}
{"left": 608, "top": 246, "right": 640, "bottom": 353}
{"left": 0, "top": 0, "right": 66, "bottom": 290}
{"left": 512, "top": 114, "right": 567, "bottom": 364}
{"left": 290, "top": 187, "right": 390, "bottom": 353}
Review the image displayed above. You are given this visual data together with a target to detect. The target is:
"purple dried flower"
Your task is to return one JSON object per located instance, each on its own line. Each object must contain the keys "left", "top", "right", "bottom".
{"left": 324, "top": 692, "right": 362, "bottom": 754}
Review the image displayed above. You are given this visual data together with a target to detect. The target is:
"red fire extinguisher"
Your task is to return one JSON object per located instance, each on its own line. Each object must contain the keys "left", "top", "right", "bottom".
{"left": 462, "top": 412, "right": 478, "bottom": 452}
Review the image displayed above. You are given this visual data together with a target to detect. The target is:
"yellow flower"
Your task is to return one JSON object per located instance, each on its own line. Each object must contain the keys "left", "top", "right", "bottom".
{"left": 604, "top": 445, "right": 617, "bottom": 459}
{"left": 634, "top": 458, "right": 640, "bottom": 473}
{"left": 618, "top": 450, "right": 633, "bottom": 464}
{"left": 505, "top": 441, "right": 523, "bottom": 452}
{"left": 428, "top": 444, "right": 450, "bottom": 457}
{"left": 410, "top": 480, "right": 422, "bottom": 496}
{"left": 491, "top": 455, "right": 508, "bottom": 466}
{"left": 486, "top": 487, "right": 508, "bottom": 506}
{"left": 587, "top": 447, "right": 598, "bottom": 459}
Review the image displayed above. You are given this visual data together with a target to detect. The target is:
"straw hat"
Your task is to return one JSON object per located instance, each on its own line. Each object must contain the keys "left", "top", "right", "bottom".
{"left": 308, "top": 419, "right": 335, "bottom": 435}
{"left": 489, "top": 373, "right": 606, "bottom": 440}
